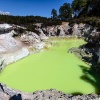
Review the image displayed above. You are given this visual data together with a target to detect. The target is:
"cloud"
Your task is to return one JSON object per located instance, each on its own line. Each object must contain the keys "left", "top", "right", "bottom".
{"left": 0, "top": 11, "right": 10, "bottom": 15}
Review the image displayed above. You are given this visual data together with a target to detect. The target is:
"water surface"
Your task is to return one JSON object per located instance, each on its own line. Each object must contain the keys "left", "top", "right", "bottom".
{"left": 0, "top": 39, "right": 98, "bottom": 94}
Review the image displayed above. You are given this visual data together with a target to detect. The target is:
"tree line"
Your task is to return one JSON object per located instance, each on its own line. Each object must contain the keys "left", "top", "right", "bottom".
{"left": 51, "top": 0, "right": 100, "bottom": 20}
{"left": 0, "top": 15, "right": 62, "bottom": 27}
{"left": 0, "top": 0, "right": 100, "bottom": 28}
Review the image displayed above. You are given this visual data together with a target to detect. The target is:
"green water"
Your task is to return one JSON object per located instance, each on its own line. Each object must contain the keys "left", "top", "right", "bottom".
{"left": 0, "top": 39, "right": 99, "bottom": 94}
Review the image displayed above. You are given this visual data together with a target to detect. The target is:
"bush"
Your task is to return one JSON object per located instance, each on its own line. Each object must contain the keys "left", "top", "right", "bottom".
{"left": 27, "top": 24, "right": 40, "bottom": 35}
{"left": 69, "top": 17, "right": 100, "bottom": 28}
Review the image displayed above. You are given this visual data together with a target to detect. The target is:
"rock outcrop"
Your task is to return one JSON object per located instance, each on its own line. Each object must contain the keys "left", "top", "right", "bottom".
{"left": 38, "top": 22, "right": 96, "bottom": 39}
{"left": 0, "top": 24, "right": 48, "bottom": 72}
{"left": 0, "top": 83, "right": 100, "bottom": 100}
{"left": 0, "top": 24, "right": 13, "bottom": 34}
{"left": 68, "top": 26, "right": 100, "bottom": 71}
{"left": 21, "top": 31, "right": 40, "bottom": 44}
{"left": 38, "top": 28, "right": 48, "bottom": 40}
{"left": 0, "top": 32, "right": 20, "bottom": 53}
{"left": 3, "top": 48, "right": 30, "bottom": 65}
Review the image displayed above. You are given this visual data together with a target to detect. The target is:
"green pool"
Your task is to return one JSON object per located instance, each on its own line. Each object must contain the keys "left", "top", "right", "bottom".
{"left": 0, "top": 39, "right": 99, "bottom": 94}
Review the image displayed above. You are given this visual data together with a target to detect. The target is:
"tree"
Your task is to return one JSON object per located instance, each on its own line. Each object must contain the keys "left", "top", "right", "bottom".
{"left": 91, "top": 0, "right": 100, "bottom": 16}
{"left": 72, "top": 0, "right": 100, "bottom": 17}
{"left": 72, "top": 0, "right": 88, "bottom": 17}
{"left": 51, "top": 9, "right": 58, "bottom": 20}
{"left": 59, "top": 3, "right": 72, "bottom": 20}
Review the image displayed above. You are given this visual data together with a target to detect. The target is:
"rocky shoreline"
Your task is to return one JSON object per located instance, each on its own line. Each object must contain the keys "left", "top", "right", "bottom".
{"left": 0, "top": 22, "right": 100, "bottom": 99}
{"left": 0, "top": 83, "right": 100, "bottom": 100}
{"left": 0, "top": 22, "right": 85, "bottom": 72}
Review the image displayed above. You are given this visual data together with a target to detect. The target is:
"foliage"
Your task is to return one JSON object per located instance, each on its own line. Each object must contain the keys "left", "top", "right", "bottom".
{"left": 27, "top": 24, "right": 40, "bottom": 34}
{"left": 72, "top": 0, "right": 88, "bottom": 16}
{"left": 72, "top": 0, "right": 100, "bottom": 17}
{"left": 91, "top": 0, "right": 100, "bottom": 16}
{"left": 0, "top": 15, "right": 61, "bottom": 26}
{"left": 69, "top": 17, "right": 100, "bottom": 28}
{"left": 51, "top": 9, "right": 58, "bottom": 20}
{"left": 0, "top": 0, "right": 100, "bottom": 27}
{"left": 59, "top": 3, "right": 72, "bottom": 20}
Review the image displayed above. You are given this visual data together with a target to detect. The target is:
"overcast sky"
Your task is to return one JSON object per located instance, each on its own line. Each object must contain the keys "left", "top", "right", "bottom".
{"left": 0, "top": 0, "right": 72, "bottom": 17}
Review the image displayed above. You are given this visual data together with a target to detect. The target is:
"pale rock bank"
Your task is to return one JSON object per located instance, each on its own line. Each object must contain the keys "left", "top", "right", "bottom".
{"left": 0, "top": 24, "right": 48, "bottom": 71}
{"left": 0, "top": 83, "right": 100, "bottom": 100}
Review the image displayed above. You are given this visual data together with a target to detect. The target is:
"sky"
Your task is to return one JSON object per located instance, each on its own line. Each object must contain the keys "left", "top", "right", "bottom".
{"left": 0, "top": 0, "right": 72, "bottom": 17}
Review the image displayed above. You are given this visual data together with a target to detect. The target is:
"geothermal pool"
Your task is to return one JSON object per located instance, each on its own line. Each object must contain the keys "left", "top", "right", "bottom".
{"left": 0, "top": 39, "right": 99, "bottom": 94}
